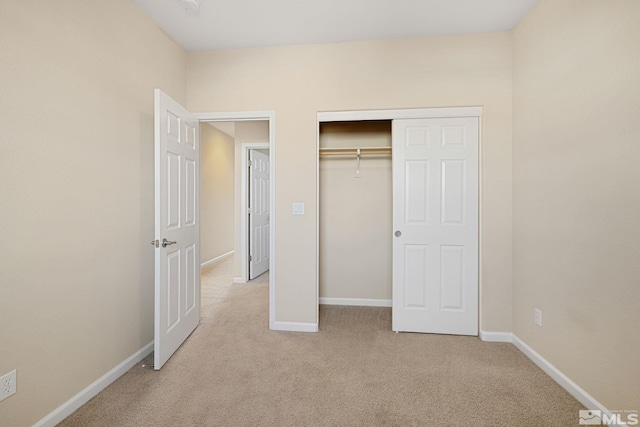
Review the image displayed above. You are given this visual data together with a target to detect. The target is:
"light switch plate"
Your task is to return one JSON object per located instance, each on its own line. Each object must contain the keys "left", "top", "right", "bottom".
{"left": 292, "top": 202, "right": 304, "bottom": 215}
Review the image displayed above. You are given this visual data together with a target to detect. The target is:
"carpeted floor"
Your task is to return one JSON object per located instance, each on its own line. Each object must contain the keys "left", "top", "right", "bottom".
{"left": 59, "top": 258, "right": 584, "bottom": 426}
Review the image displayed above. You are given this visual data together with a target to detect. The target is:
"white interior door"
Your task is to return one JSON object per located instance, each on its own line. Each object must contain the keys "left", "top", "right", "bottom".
{"left": 249, "top": 149, "right": 270, "bottom": 279}
{"left": 153, "top": 89, "right": 200, "bottom": 369}
{"left": 392, "top": 117, "right": 478, "bottom": 335}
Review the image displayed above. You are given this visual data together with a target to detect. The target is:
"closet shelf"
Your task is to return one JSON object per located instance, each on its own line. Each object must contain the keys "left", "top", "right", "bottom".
{"left": 319, "top": 147, "right": 392, "bottom": 157}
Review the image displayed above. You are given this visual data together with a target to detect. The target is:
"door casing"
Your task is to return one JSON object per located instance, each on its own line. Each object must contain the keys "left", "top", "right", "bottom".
{"left": 316, "top": 107, "right": 483, "bottom": 331}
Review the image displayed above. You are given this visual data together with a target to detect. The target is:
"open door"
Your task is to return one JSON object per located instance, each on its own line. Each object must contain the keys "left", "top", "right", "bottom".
{"left": 392, "top": 117, "right": 478, "bottom": 335}
{"left": 153, "top": 89, "right": 200, "bottom": 369}
{"left": 248, "top": 149, "right": 270, "bottom": 279}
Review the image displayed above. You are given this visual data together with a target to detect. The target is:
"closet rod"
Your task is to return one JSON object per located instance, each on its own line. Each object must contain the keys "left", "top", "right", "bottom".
{"left": 319, "top": 147, "right": 392, "bottom": 157}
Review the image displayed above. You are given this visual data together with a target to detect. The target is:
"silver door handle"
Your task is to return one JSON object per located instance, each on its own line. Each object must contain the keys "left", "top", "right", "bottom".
{"left": 162, "top": 238, "right": 176, "bottom": 248}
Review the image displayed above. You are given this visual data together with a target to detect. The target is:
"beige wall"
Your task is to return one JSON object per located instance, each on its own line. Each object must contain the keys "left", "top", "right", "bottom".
{"left": 3, "top": 0, "right": 635, "bottom": 422}
{"left": 233, "top": 121, "right": 270, "bottom": 279}
{"left": 319, "top": 121, "right": 392, "bottom": 301}
{"left": 0, "top": 1, "right": 186, "bottom": 425}
{"left": 512, "top": 0, "right": 640, "bottom": 410}
{"left": 200, "top": 124, "right": 235, "bottom": 263}
{"left": 187, "top": 32, "right": 513, "bottom": 329}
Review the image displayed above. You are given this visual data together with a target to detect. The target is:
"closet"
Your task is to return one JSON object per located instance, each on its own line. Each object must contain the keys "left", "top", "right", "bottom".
{"left": 319, "top": 121, "right": 393, "bottom": 307}
{"left": 318, "top": 108, "right": 480, "bottom": 336}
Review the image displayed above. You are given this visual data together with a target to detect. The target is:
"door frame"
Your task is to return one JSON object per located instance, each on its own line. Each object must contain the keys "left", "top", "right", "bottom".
{"left": 242, "top": 143, "right": 270, "bottom": 282}
{"left": 196, "top": 111, "right": 277, "bottom": 330}
{"left": 316, "top": 106, "right": 483, "bottom": 330}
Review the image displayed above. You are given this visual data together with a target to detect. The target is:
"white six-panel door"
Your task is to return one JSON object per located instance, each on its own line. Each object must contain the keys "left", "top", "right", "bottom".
{"left": 154, "top": 89, "right": 200, "bottom": 369}
{"left": 392, "top": 117, "right": 478, "bottom": 335}
{"left": 249, "top": 150, "right": 270, "bottom": 280}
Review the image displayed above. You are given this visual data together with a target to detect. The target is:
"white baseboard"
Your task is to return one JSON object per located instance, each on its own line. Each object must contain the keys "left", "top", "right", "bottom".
{"left": 270, "top": 321, "right": 318, "bottom": 332}
{"left": 512, "top": 335, "right": 625, "bottom": 426}
{"left": 479, "top": 330, "right": 513, "bottom": 343}
{"left": 233, "top": 277, "right": 246, "bottom": 284}
{"left": 319, "top": 297, "right": 392, "bottom": 307}
{"left": 34, "top": 341, "right": 153, "bottom": 427}
{"left": 200, "top": 250, "right": 234, "bottom": 269}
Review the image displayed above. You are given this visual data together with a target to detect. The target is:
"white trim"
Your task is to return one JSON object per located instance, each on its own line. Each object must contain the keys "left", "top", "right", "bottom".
{"left": 233, "top": 277, "right": 246, "bottom": 284}
{"left": 34, "top": 342, "right": 153, "bottom": 427}
{"left": 316, "top": 117, "right": 321, "bottom": 323}
{"left": 315, "top": 118, "right": 320, "bottom": 327}
{"left": 241, "top": 143, "right": 269, "bottom": 283}
{"left": 477, "top": 118, "right": 484, "bottom": 333}
{"left": 479, "top": 330, "right": 513, "bottom": 343}
{"left": 512, "top": 335, "right": 623, "bottom": 425}
{"left": 270, "top": 321, "right": 318, "bottom": 333}
{"left": 195, "top": 111, "right": 275, "bottom": 122}
{"left": 319, "top": 297, "right": 392, "bottom": 307}
{"left": 196, "top": 111, "right": 276, "bottom": 332}
{"left": 200, "top": 250, "right": 234, "bottom": 269}
{"left": 318, "top": 106, "right": 482, "bottom": 123}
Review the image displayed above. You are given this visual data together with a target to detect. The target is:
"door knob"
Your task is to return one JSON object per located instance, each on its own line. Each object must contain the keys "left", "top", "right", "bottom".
{"left": 162, "top": 238, "right": 177, "bottom": 248}
{"left": 395, "top": 230, "right": 402, "bottom": 237}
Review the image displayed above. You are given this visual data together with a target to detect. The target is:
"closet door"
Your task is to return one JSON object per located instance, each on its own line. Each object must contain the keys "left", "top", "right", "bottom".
{"left": 392, "top": 117, "right": 478, "bottom": 335}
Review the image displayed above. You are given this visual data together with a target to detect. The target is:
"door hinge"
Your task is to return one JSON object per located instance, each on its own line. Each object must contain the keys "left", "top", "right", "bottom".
{"left": 248, "top": 208, "right": 252, "bottom": 214}
{"left": 249, "top": 255, "right": 252, "bottom": 261}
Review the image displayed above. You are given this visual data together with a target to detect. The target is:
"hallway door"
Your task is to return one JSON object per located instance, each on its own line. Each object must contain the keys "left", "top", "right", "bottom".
{"left": 249, "top": 149, "right": 270, "bottom": 279}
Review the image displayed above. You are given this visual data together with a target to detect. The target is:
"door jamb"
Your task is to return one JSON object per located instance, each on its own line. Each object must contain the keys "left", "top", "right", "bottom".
{"left": 316, "top": 106, "right": 482, "bottom": 330}
{"left": 195, "top": 111, "right": 277, "bottom": 330}
{"left": 242, "top": 143, "right": 269, "bottom": 283}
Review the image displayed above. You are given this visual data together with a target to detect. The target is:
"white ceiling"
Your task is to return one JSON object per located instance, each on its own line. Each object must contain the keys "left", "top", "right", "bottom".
{"left": 133, "top": 0, "right": 538, "bottom": 51}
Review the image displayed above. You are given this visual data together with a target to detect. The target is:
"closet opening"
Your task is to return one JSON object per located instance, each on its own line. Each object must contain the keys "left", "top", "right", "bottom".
{"left": 318, "top": 120, "right": 393, "bottom": 319}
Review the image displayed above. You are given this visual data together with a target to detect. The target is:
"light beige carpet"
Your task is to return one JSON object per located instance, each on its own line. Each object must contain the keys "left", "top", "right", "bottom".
{"left": 59, "top": 258, "right": 584, "bottom": 426}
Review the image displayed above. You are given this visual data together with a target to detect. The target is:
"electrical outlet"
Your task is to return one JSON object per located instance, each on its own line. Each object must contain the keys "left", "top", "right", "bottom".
{"left": 1, "top": 370, "right": 16, "bottom": 402}
{"left": 534, "top": 308, "right": 542, "bottom": 327}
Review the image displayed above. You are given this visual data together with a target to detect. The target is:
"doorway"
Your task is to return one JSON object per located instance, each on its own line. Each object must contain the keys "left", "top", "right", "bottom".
{"left": 196, "top": 111, "right": 276, "bottom": 331}
{"left": 200, "top": 121, "right": 270, "bottom": 284}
